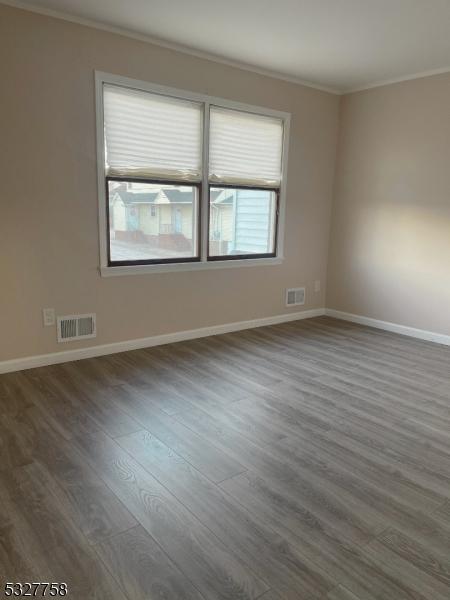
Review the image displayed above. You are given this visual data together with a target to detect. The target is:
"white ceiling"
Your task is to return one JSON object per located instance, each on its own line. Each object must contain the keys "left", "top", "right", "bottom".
{"left": 8, "top": 0, "right": 450, "bottom": 93}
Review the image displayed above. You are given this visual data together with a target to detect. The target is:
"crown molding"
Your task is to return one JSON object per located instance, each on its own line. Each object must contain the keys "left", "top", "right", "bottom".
{"left": 4, "top": 1, "right": 450, "bottom": 99}
{"left": 0, "top": 0, "right": 341, "bottom": 95}
{"left": 345, "top": 65, "right": 450, "bottom": 94}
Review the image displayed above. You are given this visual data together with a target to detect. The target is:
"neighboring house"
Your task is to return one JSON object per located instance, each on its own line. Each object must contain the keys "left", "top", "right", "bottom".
{"left": 110, "top": 183, "right": 274, "bottom": 255}
{"left": 230, "top": 188, "right": 276, "bottom": 255}
{"left": 210, "top": 188, "right": 276, "bottom": 255}
{"left": 209, "top": 189, "right": 234, "bottom": 255}
{"left": 110, "top": 184, "right": 198, "bottom": 251}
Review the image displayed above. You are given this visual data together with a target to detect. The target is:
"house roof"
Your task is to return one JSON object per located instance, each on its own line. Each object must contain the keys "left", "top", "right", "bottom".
{"left": 114, "top": 191, "right": 159, "bottom": 205}
{"left": 113, "top": 188, "right": 234, "bottom": 206}
{"left": 212, "top": 190, "right": 233, "bottom": 204}
{"left": 162, "top": 189, "right": 194, "bottom": 203}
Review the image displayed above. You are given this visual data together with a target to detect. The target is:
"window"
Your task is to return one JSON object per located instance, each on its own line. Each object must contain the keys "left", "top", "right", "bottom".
{"left": 103, "top": 83, "right": 202, "bottom": 265}
{"left": 108, "top": 181, "right": 198, "bottom": 263}
{"left": 209, "top": 187, "right": 277, "bottom": 258}
{"left": 96, "top": 72, "right": 289, "bottom": 274}
{"left": 208, "top": 107, "right": 283, "bottom": 259}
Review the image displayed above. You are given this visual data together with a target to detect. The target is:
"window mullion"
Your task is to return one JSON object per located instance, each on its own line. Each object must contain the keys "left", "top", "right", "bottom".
{"left": 200, "top": 102, "right": 210, "bottom": 262}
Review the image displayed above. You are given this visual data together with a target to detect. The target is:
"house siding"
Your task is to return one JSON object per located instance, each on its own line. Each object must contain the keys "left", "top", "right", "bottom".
{"left": 138, "top": 205, "right": 159, "bottom": 235}
{"left": 234, "top": 190, "right": 274, "bottom": 253}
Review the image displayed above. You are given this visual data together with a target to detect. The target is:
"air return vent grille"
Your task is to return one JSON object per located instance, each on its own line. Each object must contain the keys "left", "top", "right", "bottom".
{"left": 286, "top": 287, "right": 305, "bottom": 307}
{"left": 57, "top": 314, "right": 96, "bottom": 342}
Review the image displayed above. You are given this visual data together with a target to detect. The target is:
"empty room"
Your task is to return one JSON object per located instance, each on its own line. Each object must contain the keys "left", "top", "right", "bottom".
{"left": 1, "top": 0, "right": 450, "bottom": 598}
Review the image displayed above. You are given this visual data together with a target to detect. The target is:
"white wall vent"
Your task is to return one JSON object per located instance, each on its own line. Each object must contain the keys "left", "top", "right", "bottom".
{"left": 286, "top": 287, "right": 305, "bottom": 307}
{"left": 57, "top": 313, "right": 96, "bottom": 342}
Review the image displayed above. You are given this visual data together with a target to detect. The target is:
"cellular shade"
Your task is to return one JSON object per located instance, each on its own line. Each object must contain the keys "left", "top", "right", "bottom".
{"left": 209, "top": 106, "right": 284, "bottom": 187}
{"left": 103, "top": 84, "right": 202, "bottom": 181}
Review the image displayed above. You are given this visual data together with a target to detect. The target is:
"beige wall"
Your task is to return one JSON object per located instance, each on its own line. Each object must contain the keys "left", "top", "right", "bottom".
{"left": 0, "top": 5, "right": 339, "bottom": 361}
{"left": 327, "top": 74, "right": 450, "bottom": 335}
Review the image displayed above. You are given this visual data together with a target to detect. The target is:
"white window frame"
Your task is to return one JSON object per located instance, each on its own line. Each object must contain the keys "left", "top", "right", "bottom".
{"left": 95, "top": 71, "right": 290, "bottom": 277}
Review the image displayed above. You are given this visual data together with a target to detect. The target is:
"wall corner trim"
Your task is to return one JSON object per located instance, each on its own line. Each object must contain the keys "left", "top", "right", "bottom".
{"left": 325, "top": 309, "right": 450, "bottom": 347}
{"left": 0, "top": 308, "right": 325, "bottom": 374}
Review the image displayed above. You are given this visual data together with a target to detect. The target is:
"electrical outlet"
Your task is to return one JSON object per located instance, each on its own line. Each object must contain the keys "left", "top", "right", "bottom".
{"left": 314, "top": 280, "right": 321, "bottom": 293}
{"left": 43, "top": 308, "right": 55, "bottom": 327}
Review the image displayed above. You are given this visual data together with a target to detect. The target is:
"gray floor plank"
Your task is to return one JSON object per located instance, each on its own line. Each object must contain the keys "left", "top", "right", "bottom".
{"left": 0, "top": 317, "right": 449, "bottom": 599}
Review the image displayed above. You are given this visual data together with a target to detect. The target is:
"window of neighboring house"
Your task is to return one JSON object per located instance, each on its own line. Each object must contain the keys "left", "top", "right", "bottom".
{"left": 97, "top": 73, "right": 289, "bottom": 273}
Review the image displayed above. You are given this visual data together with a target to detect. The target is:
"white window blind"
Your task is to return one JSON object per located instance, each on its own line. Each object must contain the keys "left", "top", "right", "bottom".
{"left": 103, "top": 84, "right": 202, "bottom": 181}
{"left": 209, "top": 106, "right": 284, "bottom": 187}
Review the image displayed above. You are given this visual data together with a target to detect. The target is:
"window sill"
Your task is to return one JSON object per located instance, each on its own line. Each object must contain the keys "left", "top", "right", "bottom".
{"left": 100, "top": 256, "right": 283, "bottom": 277}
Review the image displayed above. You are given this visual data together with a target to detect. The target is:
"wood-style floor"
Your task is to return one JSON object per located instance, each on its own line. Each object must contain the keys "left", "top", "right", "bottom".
{"left": 1, "top": 316, "right": 450, "bottom": 600}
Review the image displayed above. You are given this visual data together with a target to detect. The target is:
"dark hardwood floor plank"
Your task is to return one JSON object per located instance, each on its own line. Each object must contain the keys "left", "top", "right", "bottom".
{"left": 363, "top": 538, "right": 450, "bottom": 600}
{"left": 195, "top": 391, "right": 330, "bottom": 447}
{"left": 0, "top": 317, "right": 449, "bottom": 599}
{"left": 181, "top": 398, "right": 288, "bottom": 447}
{"left": 274, "top": 376, "right": 450, "bottom": 459}
{"left": 257, "top": 325, "right": 450, "bottom": 418}
{"left": 0, "top": 496, "right": 50, "bottom": 581}
{"left": 175, "top": 406, "right": 381, "bottom": 543}
{"left": 81, "top": 387, "right": 144, "bottom": 439}
{"left": 105, "top": 351, "right": 203, "bottom": 415}
{"left": 305, "top": 322, "right": 448, "bottom": 383}
{"left": 155, "top": 343, "right": 252, "bottom": 403}
{"left": 34, "top": 365, "right": 142, "bottom": 439}
{"left": 270, "top": 435, "right": 450, "bottom": 563}
{"left": 283, "top": 426, "right": 446, "bottom": 512}
{"left": 21, "top": 368, "right": 101, "bottom": 441}
{"left": 182, "top": 338, "right": 278, "bottom": 398}
{"left": 6, "top": 403, "right": 138, "bottom": 545}
{"left": 296, "top": 320, "right": 450, "bottom": 391}
{"left": 323, "top": 425, "right": 450, "bottom": 499}
{"left": 95, "top": 524, "right": 206, "bottom": 600}
{"left": 0, "top": 412, "right": 35, "bottom": 472}
{"left": 0, "top": 463, "right": 129, "bottom": 599}
{"left": 257, "top": 591, "right": 286, "bottom": 600}
{"left": 326, "top": 586, "right": 362, "bottom": 600}
{"left": 402, "top": 418, "right": 450, "bottom": 454}
{"left": 139, "top": 346, "right": 249, "bottom": 409}
{"left": 174, "top": 403, "right": 299, "bottom": 473}
{"left": 116, "top": 428, "right": 333, "bottom": 600}
{"left": 73, "top": 429, "right": 268, "bottom": 600}
{"left": 376, "top": 528, "right": 450, "bottom": 586}
{"left": 433, "top": 500, "right": 450, "bottom": 522}
{"left": 316, "top": 317, "right": 450, "bottom": 368}
{"left": 256, "top": 382, "right": 450, "bottom": 510}
{"left": 109, "top": 383, "right": 247, "bottom": 483}
{"left": 193, "top": 335, "right": 286, "bottom": 388}
{"left": 220, "top": 472, "right": 429, "bottom": 600}
{"left": 0, "top": 372, "right": 35, "bottom": 417}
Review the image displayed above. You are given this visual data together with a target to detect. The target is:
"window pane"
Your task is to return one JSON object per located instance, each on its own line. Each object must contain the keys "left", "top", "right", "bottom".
{"left": 209, "top": 187, "right": 277, "bottom": 257}
{"left": 108, "top": 181, "right": 199, "bottom": 263}
{"left": 103, "top": 85, "right": 202, "bottom": 181}
{"left": 209, "top": 106, "right": 283, "bottom": 187}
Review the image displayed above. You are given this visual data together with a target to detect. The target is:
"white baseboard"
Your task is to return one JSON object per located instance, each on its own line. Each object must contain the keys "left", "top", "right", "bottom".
{"left": 325, "top": 309, "right": 450, "bottom": 347}
{"left": 0, "top": 308, "right": 325, "bottom": 374}
{"left": 3, "top": 307, "right": 448, "bottom": 375}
